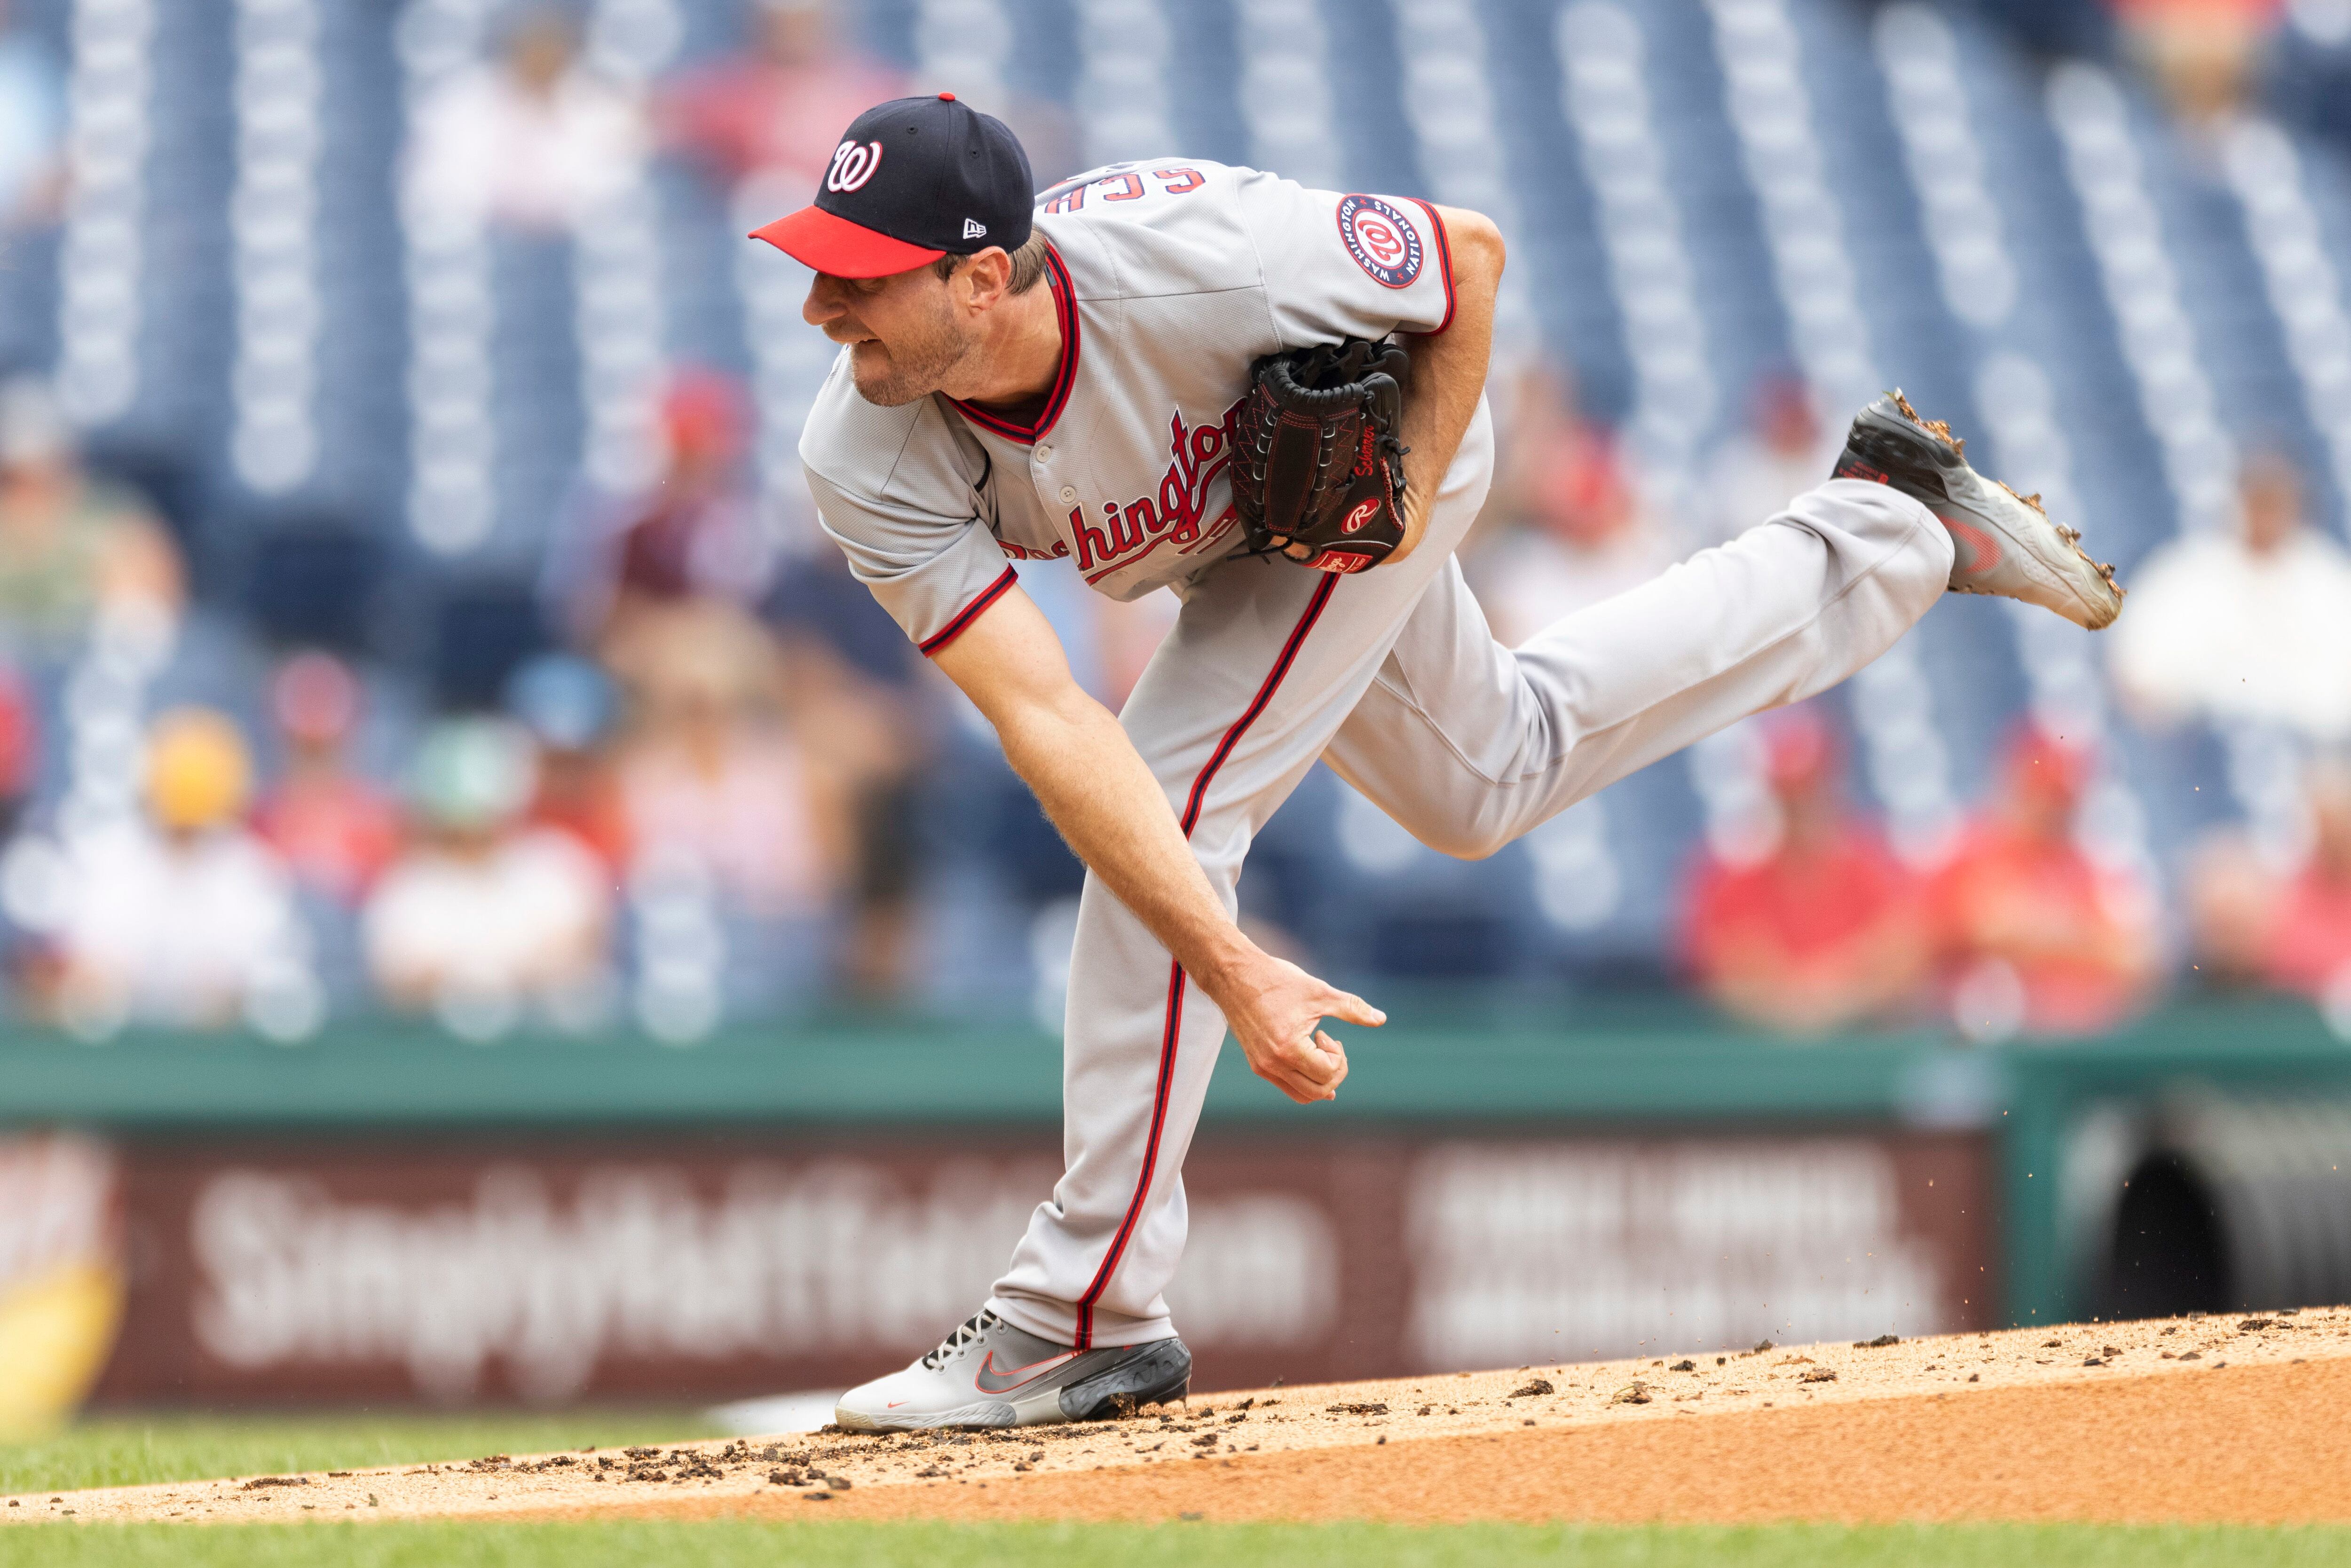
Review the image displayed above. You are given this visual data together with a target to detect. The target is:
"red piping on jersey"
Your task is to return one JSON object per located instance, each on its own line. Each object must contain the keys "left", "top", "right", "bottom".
{"left": 1071, "top": 572, "right": 1341, "bottom": 1350}
{"left": 1408, "top": 198, "right": 1456, "bottom": 335}
{"left": 942, "top": 244, "right": 1080, "bottom": 445}
{"left": 919, "top": 565, "right": 1018, "bottom": 657}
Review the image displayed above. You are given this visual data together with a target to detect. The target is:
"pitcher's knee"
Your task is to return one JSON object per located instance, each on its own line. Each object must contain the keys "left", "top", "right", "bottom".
{"left": 1811, "top": 479, "right": 1955, "bottom": 605}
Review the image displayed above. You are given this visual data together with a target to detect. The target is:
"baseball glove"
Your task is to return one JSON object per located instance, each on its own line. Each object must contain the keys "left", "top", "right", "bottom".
{"left": 1231, "top": 337, "right": 1412, "bottom": 575}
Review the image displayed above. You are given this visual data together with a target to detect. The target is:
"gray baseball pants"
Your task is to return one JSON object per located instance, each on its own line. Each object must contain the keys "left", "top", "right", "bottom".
{"left": 986, "top": 404, "right": 1956, "bottom": 1349}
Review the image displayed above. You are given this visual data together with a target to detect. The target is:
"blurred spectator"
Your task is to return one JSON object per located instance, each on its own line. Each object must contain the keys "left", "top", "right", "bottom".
{"left": 0, "top": 378, "right": 183, "bottom": 651}
{"left": 765, "top": 550, "right": 936, "bottom": 1000}
{"left": 619, "top": 616, "right": 844, "bottom": 922}
{"left": 363, "top": 717, "right": 612, "bottom": 1034}
{"left": 2182, "top": 827, "right": 2276, "bottom": 990}
{"left": 0, "top": 662, "right": 46, "bottom": 1012}
{"left": 2252, "top": 757, "right": 2351, "bottom": 1002}
{"left": 0, "top": 661, "right": 34, "bottom": 840}
{"left": 52, "top": 709, "right": 305, "bottom": 1033}
{"left": 1680, "top": 709, "right": 1928, "bottom": 1035}
{"left": 0, "top": 0, "right": 59, "bottom": 378}
{"left": 251, "top": 653, "right": 401, "bottom": 905}
{"left": 0, "top": 0, "right": 62, "bottom": 227}
{"left": 1469, "top": 365, "right": 1674, "bottom": 646}
{"left": 404, "top": 5, "right": 645, "bottom": 233}
{"left": 2108, "top": 448, "right": 2351, "bottom": 740}
{"left": 1931, "top": 725, "right": 2161, "bottom": 1039}
{"left": 2110, "top": 0, "right": 2283, "bottom": 123}
{"left": 548, "top": 369, "right": 778, "bottom": 658}
{"left": 1704, "top": 372, "right": 1838, "bottom": 551}
{"left": 505, "top": 652, "right": 631, "bottom": 871}
{"left": 657, "top": 0, "right": 899, "bottom": 196}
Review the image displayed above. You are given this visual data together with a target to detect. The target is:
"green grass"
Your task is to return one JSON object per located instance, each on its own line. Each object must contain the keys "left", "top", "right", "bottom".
{"left": 0, "top": 1411, "right": 718, "bottom": 1497}
{"left": 5, "top": 1419, "right": 2341, "bottom": 1564}
{"left": 0, "top": 1523, "right": 2344, "bottom": 1567}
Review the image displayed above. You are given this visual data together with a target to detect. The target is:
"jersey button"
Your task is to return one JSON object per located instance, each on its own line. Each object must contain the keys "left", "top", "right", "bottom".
{"left": 1058, "top": 486, "right": 1076, "bottom": 504}
{"left": 1034, "top": 444, "right": 1053, "bottom": 461}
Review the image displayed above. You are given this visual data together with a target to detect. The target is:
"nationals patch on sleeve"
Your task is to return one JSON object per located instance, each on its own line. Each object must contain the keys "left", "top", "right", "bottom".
{"left": 1336, "top": 194, "right": 1425, "bottom": 289}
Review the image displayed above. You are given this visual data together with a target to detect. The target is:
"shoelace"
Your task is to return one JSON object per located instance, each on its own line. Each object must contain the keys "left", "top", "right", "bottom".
{"left": 919, "top": 1310, "right": 1000, "bottom": 1371}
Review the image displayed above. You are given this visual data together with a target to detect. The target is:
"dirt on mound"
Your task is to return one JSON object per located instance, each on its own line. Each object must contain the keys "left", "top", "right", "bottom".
{"left": 13, "top": 1309, "right": 2351, "bottom": 1527}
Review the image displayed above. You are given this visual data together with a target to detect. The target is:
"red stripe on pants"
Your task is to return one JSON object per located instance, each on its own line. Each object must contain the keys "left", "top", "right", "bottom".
{"left": 1071, "top": 574, "right": 1340, "bottom": 1349}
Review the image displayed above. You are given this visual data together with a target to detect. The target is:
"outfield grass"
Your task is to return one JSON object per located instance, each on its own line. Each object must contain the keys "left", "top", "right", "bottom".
{"left": 0, "top": 1411, "right": 719, "bottom": 1497}
{"left": 0, "top": 1522, "right": 2346, "bottom": 1567}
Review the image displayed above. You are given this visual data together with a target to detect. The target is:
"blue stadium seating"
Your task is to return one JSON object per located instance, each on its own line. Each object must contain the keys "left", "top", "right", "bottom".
{"left": 4, "top": 0, "right": 2348, "bottom": 1020}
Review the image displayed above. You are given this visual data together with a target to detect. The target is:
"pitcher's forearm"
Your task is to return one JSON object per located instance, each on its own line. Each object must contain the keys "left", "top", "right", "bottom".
{"left": 930, "top": 587, "right": 1256, "bottom": 990}
{"left": 996, "top": 693, "right": 1257, "bottom": 991}
{"left": 996, "top": 691, "right": 1373, "bottom": 1104}
{"left": 1397, "top": 306, "right": 1492, "bottom": 499}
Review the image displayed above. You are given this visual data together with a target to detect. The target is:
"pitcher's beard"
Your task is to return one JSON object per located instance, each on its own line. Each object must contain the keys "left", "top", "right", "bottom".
{"left": 845, "top": 314, "right": 975, "bottom": 408}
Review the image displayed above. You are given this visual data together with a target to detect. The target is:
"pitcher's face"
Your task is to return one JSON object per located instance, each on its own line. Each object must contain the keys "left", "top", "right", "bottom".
{"left": 804, "top": 266, "right": 976, "bottom": 408}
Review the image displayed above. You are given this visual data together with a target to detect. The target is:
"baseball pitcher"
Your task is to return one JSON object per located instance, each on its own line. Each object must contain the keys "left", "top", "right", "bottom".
{"left": 751, "top": 94, "right": 2122, "bottom": 1431}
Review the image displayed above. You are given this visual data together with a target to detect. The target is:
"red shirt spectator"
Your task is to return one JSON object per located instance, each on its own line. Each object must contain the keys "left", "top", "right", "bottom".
{"left": 505, "top": 653, "right": 632, "bottom": 875}
{"left": 527, "top": 756, "right": 632, "bottom": 874}
{"left": 1681, "top": 710, "right": 1927, "bottom": 1034}
{"left": 2106, "top": 0, "right": 2280, "bottom": 22}
{"left": 0, "top": 660, "right": 37, "bottom": 836}
{"left": 251, "top": 653, "right": 401, "bottom": 904}
{"left": 2105, "top": 0, "right": 2284, "bottom": 124}
{"left": 254, "top": 780, "right": 401, "bottom": 906}
{"left": 658, "top": 2, "right": 900, "bottom": 195}
{"left": 1930, "top": 725, "right": 2159, "bottom": 1039}
{"left": 546, "top": 370, "right": 777, "bottom": 651}
{"left": 1471, "top": 362, "right": 1676, "bottom": 644}
{"left": 2260, "top": 761, "right": 2351, "bottom": 1000}
{"left": 2264, "top": 875, "right": 2351, "bottom": 999}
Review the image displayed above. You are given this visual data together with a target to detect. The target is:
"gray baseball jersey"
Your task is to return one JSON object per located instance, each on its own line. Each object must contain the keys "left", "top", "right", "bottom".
{"left": 797, "top": 161, "right": 1952, "bottom": 1355}
{"left": 798, "top": 161, "right": 1454, "bottom": 650}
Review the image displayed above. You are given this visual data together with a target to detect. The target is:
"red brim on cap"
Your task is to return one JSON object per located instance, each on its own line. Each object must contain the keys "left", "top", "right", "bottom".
{"left": 748, "top": 205, "right": 945, "bottom": 278}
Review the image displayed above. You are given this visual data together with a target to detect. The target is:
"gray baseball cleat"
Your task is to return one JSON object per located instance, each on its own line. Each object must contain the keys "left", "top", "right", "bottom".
{"left": 1834, "top": 390, "right": 2124, "bottom": 630}
{"left": 834, "top": 1309, "right": 1192, "bottom": 1433}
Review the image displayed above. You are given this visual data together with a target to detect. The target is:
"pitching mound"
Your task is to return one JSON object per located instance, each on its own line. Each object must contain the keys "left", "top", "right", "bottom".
{"left": 14, "top": 1310, "right": 2351, "bottom": 1527}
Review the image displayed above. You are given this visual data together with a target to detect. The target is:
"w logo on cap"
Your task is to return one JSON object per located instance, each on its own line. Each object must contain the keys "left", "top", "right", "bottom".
{"left": 826, "top": 139, "right": 884, "bottom": 193}
{"left": 750, "top": 95, "right": 1035, "bottom": 280}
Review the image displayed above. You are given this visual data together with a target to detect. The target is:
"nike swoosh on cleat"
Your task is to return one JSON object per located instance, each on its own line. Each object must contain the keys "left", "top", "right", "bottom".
{"left": 1944, "top": 516, "right": 2003, "bottom": 576}
{"left": 973, "top": 1350, "right": 1079, "bottom": 1394}
{"left": 886, "top": 1401, "right": 907, "bottom": 1408}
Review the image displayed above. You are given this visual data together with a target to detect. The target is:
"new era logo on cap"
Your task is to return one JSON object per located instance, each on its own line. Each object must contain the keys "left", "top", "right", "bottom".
{"left": 749, "top": 93, "right": 1034, "bottom": 279}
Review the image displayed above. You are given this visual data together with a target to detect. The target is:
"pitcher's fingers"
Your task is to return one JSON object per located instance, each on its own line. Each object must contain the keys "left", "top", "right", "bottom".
{"left": 1245, "top": 1040, "right": 1325, "bottom": 1096}
{"left": 1312, "top": 1030, "right": 1350, "bottom": 1088}
{"left": 1254, "top": 1057, "right": 1335, "bottom": 1103}
{"left": 1315, "top": 987, "right": 1386, "bottom": 1028}
{"left": 1280, "top": 1027, "right": 1348, "bottom": 1082}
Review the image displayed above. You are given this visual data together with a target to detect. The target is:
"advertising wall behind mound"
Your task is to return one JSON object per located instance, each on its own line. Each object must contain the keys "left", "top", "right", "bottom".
{"left": 72, "top": 1129, "right": 1995, "bottom": 1404}
{"left": 0, "top": 1135, "right": 126, "bottom": 1434}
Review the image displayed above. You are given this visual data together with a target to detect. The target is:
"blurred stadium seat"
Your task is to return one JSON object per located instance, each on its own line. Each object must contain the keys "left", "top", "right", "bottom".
{"left": 0, "top": 0, "right": 2346, "bottom": 1037}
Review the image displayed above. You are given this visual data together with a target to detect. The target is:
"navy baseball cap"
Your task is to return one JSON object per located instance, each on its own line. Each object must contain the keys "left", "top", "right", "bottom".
{"left": 751, "top": 94, "right": 1034, "bottom": 278}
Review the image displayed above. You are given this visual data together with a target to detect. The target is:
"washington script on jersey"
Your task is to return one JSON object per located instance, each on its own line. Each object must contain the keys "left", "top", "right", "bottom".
{"left": 1058, "top": 401, "right": 1247, "bottom": 580}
